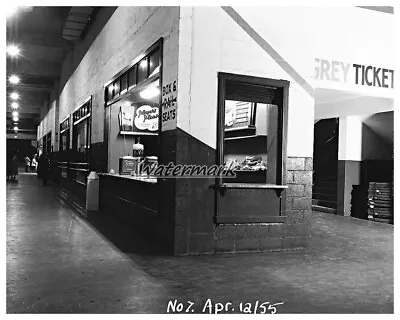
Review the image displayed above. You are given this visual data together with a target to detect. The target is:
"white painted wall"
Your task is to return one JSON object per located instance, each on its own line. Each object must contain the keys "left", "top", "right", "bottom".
{"left": 338, "top": 116, "right": 363, "bottom": 161}
{"left": 58, "top": 7, "right": 180, "bottom": 147}
{"left": 177, "top": 6, "right": 393, "bottom": 158}
{"left": 315, "top": 94, "right": 394, "bottom": 120}
{"left": 37, "top": 101, "right": 56, "bottom": 144}
{"left": 177, "top": 6, "right": 315, "bottom": 157}
{"left": 338, "top": 114, "right": 393, "bottom": 161}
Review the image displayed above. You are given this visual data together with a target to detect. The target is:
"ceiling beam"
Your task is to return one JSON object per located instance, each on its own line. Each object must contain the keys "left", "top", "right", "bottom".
{"left": 7, "top": 83, "right": 53, "bottom": 92}
{"left": 7, "top": 59, "right": 62, "bottom": 79}
{"left": 7, "top": 107, "right": 41, "bottom": 114}
{"left": 7, "top": 31, "right": 74, "bottom": 50}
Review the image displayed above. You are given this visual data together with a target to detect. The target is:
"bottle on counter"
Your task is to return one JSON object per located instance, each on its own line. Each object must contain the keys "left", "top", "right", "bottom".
{"left": 132, "top": 137, "right": 144, "bottom": 158}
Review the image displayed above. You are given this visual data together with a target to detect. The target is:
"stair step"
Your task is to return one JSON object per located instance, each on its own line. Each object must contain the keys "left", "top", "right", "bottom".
{"left": 313, "top": 184, "right": 337, "bottom": 190}
{"left": 312, "top": 193, "right": 337, "bottom": 201}
{"left": 312, "top": 199, "right": 337, "bottom": 208}
{"left": 313, "top": 188, "right": 337, "bottom": 195}
{"left": 314, "top": 181, "right": 337, "bottom": 186}
{"left": 312, "top": 205, "right": 337, "bottom": 214}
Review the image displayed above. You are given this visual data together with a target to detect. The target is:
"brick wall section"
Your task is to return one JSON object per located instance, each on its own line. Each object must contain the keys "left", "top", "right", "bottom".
{"left": 174, "top": 129, "right": 216, "bottom": 255}
{"left": 214, "top": 156, "right": 313, "bottom": 254}
{"left": 284, "top": 156, "right": 313, "bottom": 249}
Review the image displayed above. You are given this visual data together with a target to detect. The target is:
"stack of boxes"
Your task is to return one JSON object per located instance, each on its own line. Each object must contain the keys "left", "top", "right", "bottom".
{"left": 367, "top": 182, "right": 393, "bottom": 224}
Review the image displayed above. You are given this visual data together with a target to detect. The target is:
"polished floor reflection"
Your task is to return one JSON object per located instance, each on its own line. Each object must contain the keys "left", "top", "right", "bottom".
{"left": 7, "top": 173, "right": 393, "bottom": 313}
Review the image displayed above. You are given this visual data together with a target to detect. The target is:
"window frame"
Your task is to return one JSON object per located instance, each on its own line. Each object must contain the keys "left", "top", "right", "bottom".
{"left": 104, "top": 38, "right": 163, "bottom": 107}
{"left": 216, "top": 72, "right": 289, "bottom": 187}
{"left": 103, "top": 38, "right": 164, "bottom": 172}
{"left": 72, "top": 96, "right": 92, "bottom": 163}
{"left": 59, "top": 116, "right": 71, "bottom": 153}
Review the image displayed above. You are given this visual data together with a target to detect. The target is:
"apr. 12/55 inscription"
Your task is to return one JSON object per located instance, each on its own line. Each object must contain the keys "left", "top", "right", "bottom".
{"left": 167, "top": 299, "right": 285, "bottom": 314}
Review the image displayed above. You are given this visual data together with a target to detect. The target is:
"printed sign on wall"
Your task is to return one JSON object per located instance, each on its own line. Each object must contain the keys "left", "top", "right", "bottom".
{"left": 118, "top": 101, "right": 159, "bottom": 135}
{"left": 161, "top": 80, "right": 177, "bottom": 132}
{"left": 314, "top": 58, "right": 394, "bottom": 89}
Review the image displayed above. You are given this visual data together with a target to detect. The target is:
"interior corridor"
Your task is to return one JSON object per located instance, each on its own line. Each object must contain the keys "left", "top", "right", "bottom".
{"left": 6, "top": 173, "right": 393, "bottom": 313}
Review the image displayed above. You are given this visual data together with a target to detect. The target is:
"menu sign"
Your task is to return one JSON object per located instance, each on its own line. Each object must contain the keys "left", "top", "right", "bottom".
{"left": 134, "top": 105, "right": 158, "bottom": 131}
{"left": 118, "top": 103, "right": 158, "bottom": 134}
{"left": 225, "top": 101, "right": 252, "bottom": 130}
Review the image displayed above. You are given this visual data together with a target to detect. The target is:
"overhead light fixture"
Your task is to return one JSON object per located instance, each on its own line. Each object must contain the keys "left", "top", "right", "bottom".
{"left": 139, "top": 81, "right": 160, "bottom": 100}
{"left": 5, "top": 6, "right": 18, "bottom": 18}
{"left": 13, "top": 126, "right": 18, "bottom": 131}
{"left": 11, "top": 102, "right": 19, "bottom": 109}
{"left": 13, "top": 116, "right": 19, "bottom": 122}
{"left": 12, "top": 111, "right": 19, "bottom": 117}
{"left": 6, "top": 6, "right": 32, "bottom": 18}
{"left": 9, "top": 75, "right": 20, "bottom": 84}
{"left": 10, "top": 92, "right": 19, "bottom": 100}
{"left": 139, "top": 59, "right": 147, "bottom": 69}
{"left": 7, "top": 44, "right": 20, "bottom": 57}
{"left": 14, "top": 135, "right": 18, "bottom": 138}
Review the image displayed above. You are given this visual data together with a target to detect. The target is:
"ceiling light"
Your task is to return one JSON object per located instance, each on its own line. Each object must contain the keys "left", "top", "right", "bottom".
{"left": 139, "top": 59, "right": 147, "bottom": 69}
{"left": 14, "top": 135, "right": 18, "bottom": 138}
{"left": 6, "top": 6, "right": 32, "bottom": 18}
{"left": 11, "top": 102, "right": 19, "bottom": 109}
{"left": 9, "top": 75, "right": 20, "bottom": 84}
{"left": 5, "top": 6, "right": 18, "bottom": 18}
{"left": 13, "top": 116, "right": 19, "bottom": 122}
{"left": 12, "top": 111, "right": 19, "bottom": 117}
{"left": 10, "top": 92, "right": 19, "bottom": 100}
{"left": 13, "top": 126, "right": 18, "bottom": 131}
{"left": 7, "top": 45, "right": 20, "bottom": 57}
{"left": 139, "top": 82, "right": 160, "bottom": 100}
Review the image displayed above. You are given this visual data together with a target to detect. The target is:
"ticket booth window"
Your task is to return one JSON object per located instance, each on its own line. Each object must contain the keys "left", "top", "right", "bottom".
{"left": 218, "top": 73, "right": 287, "bottom": 185}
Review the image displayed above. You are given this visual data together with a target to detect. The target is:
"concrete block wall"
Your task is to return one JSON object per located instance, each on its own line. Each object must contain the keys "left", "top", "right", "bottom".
{"left": 211, "top": 157, "right": 313, "bottom": 254}
{"left": 284, "top": 157, "right": 313, "bottom": 248}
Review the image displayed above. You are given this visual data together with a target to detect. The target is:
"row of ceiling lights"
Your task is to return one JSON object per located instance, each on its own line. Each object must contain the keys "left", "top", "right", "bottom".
{"left": 7, "top": 6, "right": 33, "bottom": 138}
{"left": 7, "top": 44, "right": 21, "bottom": 133}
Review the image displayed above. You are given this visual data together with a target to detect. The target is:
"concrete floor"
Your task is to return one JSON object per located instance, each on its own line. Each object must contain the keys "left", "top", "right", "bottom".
{"left": 7, "top": 173, "right": 393, "bottom": 314}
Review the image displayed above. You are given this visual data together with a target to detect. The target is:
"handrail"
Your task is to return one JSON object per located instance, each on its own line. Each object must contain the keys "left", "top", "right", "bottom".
{"left": 70, "top": 168, "right": 90, "bottom": 172}
{"left": 315, "top": 135, "right": 337, "bottom": 148}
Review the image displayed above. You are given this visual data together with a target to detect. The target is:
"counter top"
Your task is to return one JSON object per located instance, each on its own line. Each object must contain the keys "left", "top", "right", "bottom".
{"left": 210, "top": 183, "right": 288, "bottom": 189}
{"left": 98, "top": 173, "right": 157, "bottom": 184}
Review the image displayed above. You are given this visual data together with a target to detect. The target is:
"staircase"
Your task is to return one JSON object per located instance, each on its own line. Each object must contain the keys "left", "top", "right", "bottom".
{"left": 312, "top": 118, "right": 339, "bottom": 214}
{"left": 312, "top": 176, "right": 337, "bottom": 214}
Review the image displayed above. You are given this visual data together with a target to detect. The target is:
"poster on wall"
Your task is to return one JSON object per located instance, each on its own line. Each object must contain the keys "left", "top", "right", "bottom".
{"left": 118, "top": 103, "right": 159, "bottom": 135}
{"left": 161, "top": 80, "right": 177, "bottom": 132}
{"left": 225, "top": 101, "right": 253, "bottom": 130}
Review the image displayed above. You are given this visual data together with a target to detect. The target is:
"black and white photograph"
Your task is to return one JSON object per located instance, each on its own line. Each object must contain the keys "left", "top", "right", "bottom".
{"left": 5, "top": 3, "right": 395, "bottom": 315}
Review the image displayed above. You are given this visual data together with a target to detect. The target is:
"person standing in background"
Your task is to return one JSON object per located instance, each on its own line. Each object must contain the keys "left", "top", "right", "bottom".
{"left": 37, "top": 153, "right": 50, "bottom": 185}
{"left": 24, "top": 155, "right": 31, "bottom": 173}
{"left": 11, "top": 151, "right": 19, "bottom": 181}
{"left": 31, "top": 155, "right": 38, "bottom": 173}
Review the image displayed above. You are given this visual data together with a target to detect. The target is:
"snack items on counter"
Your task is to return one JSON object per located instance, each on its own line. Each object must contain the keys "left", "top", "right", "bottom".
{"left": 224, "top": 156, "right": 267, "bottom": 171}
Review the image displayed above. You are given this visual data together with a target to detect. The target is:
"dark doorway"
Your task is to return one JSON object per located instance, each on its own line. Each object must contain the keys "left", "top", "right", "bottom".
{"left": 312, "top": 118, "right": 339, "bottom": 213}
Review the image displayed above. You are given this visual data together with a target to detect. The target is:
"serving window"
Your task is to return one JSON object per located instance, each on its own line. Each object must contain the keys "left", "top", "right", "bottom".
{"left": 218, "top": 73, "right": 287, "bottom": 185}
{"left": 215, "top": 73, "right": 288, "bottom": 223}
{"left": 72, "top": 97, "right": 92, "bottom": 163}
{"left": 104, "top": 39, "right": 162, "bottom": 177}
{"left": 59, "top": 117, "right": 70, "bottom": 152}
{"left": 43, "top": 131, "right": 52, "bottom": 154}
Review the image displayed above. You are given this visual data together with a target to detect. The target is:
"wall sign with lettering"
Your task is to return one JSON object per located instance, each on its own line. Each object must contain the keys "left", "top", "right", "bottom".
{"left": 161, "top": 80, "right": 177, "bottom": 132}
{"left": 118, "top": 102, "right": 159, "bottom": 135}
{"left": 315, "top": 58, "right": 394, "bottom": 89}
